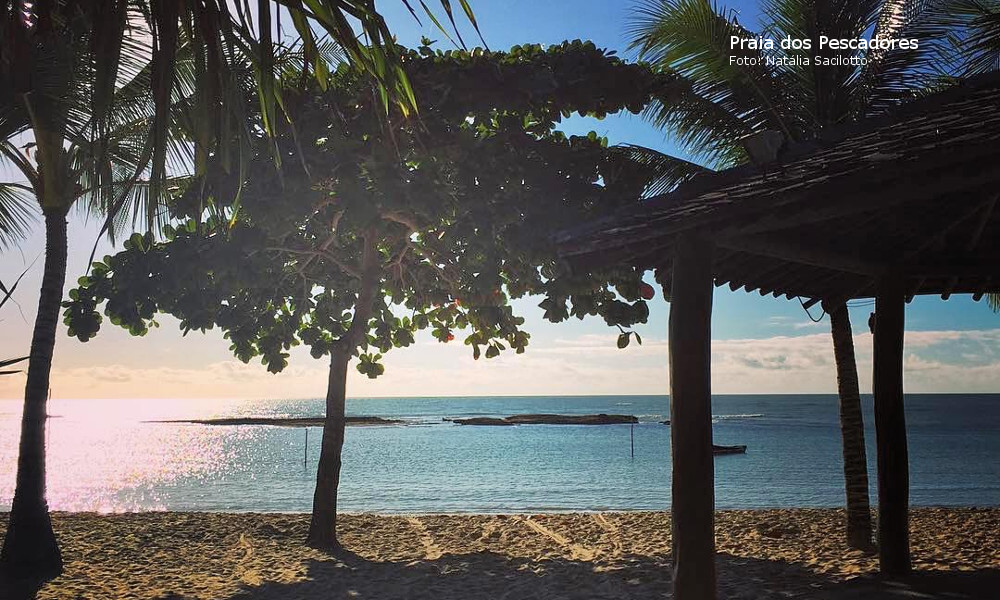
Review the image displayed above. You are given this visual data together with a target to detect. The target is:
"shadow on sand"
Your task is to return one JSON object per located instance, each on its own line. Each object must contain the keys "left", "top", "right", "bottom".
{"left": 0, "top": 574, "right": 47, "bottom": 600}
{"left": 133, "top": 550, "right": 1000, "bottom": 600}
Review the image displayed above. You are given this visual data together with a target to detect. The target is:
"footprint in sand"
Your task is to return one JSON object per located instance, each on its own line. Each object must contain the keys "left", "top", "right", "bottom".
{"left": 518, "top": 516, "right": 597, "bottom": 561}
{"left": 233, "top": 533, "right": 261, "bottom": 585}
{"left": 478, "top": 520, "right": 501, "bottom": 543}
{"left": 405, "top": 517, "right": 444, "bottom": 560}
{"left": 592, "top": 513, "right": 624, "bottom": 559}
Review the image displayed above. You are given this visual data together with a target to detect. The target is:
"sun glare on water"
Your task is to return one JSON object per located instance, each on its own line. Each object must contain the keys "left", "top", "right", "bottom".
{"left": 0, "top": 398, "right": 257, "bottom": 512}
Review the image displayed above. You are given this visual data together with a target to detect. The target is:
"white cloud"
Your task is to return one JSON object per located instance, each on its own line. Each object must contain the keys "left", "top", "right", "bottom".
{"left": 1, "top": 329, "right": 997, "bottom": 400}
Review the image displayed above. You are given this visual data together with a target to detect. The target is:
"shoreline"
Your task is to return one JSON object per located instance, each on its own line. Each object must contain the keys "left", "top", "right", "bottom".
{"left": 9, "top": 503, "right": 997, "bottom": 516}
{"left": 4, "top": 508, "right": 997, "bottom": 599}
{"left": 147, "top": 416, "right": 407, "bottom": 427}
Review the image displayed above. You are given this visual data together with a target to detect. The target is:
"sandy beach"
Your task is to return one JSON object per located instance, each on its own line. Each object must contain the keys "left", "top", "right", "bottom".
{"left": 0, "top": 508, "right": 995, "bottom": 599}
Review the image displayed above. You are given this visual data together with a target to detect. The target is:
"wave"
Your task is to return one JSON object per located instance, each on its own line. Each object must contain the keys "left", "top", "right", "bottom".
{"left": 712, "top": 413, "right": 765, "bottom": 420}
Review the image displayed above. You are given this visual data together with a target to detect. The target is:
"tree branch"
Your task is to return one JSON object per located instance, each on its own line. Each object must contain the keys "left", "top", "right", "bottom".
{"left": 343, "top": 229, "right": 382, "bottom": 350}
{"left": 381, "top": 210, "right": 422, "bottom": 231}
{"left": 294, "top": 208, "right": 346, "bottom": 275}
{"left": 267, "top": 246, "right": 362, "bottom": 279}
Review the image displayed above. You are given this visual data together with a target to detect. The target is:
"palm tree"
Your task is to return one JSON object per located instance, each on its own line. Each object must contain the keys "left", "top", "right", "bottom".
{"left": 0, "top": 0, "right": 482, "bottom": 580}
{"left": 0, "top": 16, "right": 181, "bottom": 577}
{"left": 626, "top": 0, "right": 960, "bottom": 551}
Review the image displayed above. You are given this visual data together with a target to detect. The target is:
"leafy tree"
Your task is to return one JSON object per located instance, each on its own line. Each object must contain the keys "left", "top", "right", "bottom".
{"left": 66, "top": 41, "right": 666, "bottom": 549}
{"left": 626, "top": 0, "right": 968, "bottom": 550}
{"left": 0, "top": 0, "right": 482, "bottom": 579}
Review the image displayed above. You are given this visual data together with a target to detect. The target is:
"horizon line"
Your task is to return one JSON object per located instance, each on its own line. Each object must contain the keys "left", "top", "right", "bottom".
{"left": 2, "top": 391, "right": 998, "bottom": 402}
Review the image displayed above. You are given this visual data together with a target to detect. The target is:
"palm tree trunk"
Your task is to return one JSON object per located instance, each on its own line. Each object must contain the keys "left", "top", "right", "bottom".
{"left": 0, "top": 209, "right": 66, "bottom": 579}
{"left": 306, "top": 345, "right": 351, "bottom": 550}
{"left": 306, "top": 233, "right": 380, "bottom": 550}
{"left": 828, "top": 301, "right": 873, "bottom": 550}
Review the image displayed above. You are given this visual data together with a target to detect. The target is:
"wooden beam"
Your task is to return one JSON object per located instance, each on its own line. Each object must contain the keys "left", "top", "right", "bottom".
{"left": 900, "top": 262, "right": 1000, "bottom": 278}
{"left": 973, "top": 277, "right": 993, "bottom": 302}
{"left": 941, "top": 195, "right": 998, "bottom": 299}
{"left": 559, "top": 134, "right": 1000, "bottom": 264}
{"left": 669, "top": 233, "right": 717, "bottom": 600}
{"left": 905, "top": 277, "right": 926, "bottom": 303}
{"left": 719, "top": 191, "right": 906, "bottom": 237}
{"left": 873, "top": 274, "right": 911, "bottom": 577}
{"left": 718, "top": 235, "right": 882, "bottom": 275}
{"left": 966, "top": 195, "right": 998, "bottom": 251}
{"left": 899, "top": 196, "right": 997, "bottom": 263}
{"left": 713, "top": 151, "right": 1000, "bottom": 239}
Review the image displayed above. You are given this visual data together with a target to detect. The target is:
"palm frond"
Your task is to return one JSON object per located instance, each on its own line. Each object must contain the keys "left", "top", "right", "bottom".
{"left": 943, "top": 0, "right": 1000, "bottom": 75}
{"left": 628, "top": 0, "right": 797, "bottom": 143}
{"left": 643, "top": 74, "right": 756, "bottom": 167}
{"left": 0, "top": 356, "right": 29, "bottom": 369}
{"left": 0, "top": 353, "right": 29, "bottom": 376}
{"left": 0, "top": 261, "right": 32, "bottom": 313}
{"left": 606, "top": 144, "right": 712, "bottom": 198}
{"left": 988, "top": 293, "right": 1000, "bottom": 312}
{"left": 0, "top": 140, "right": 40, "bottom": 191}
{"left": 764, "top": 0, "right": 882, "bottom": 127}
{"left": 855, "top": 0, "right": 966, "bottom": 115}
{"left": 0, "top": 181, "right": 37, "bottom": 247}
{"left": 0, "top": 267, "right": 29, "bottom": 377}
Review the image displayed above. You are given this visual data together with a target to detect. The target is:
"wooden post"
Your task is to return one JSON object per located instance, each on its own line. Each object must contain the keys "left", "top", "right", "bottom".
{"left": 873, "top": 274, "right": 911, "bottom": 576}
{"left": 630, "top": 423, "right": 635, "bottom": 458}
{"left": 669, "top": 233, "right": 717, "bottom": 600}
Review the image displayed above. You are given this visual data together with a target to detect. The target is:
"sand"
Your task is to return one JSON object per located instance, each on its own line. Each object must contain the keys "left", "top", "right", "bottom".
{"left": 1, "top": 508, "right": 997, "bottom": 599}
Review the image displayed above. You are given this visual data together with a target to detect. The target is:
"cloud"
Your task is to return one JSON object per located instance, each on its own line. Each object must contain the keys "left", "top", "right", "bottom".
{"left": 766, "top": 315, "right": 826, "bottom": 330}
{"left": 1, "top": 329, "right": 997, "bottom": 400}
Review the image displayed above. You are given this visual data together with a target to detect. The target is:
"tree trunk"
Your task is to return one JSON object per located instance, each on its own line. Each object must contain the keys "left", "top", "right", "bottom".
{"left": 306, "top": 345, "right": 350, "bottom": 550}
{"left": 305, "top": 233, "right": 380, "bottom": 550}
{"left": 827, "top": 301, "right": 873, "bottom": 550}
{"left": 1, "top": 210, "right": 66, "bottom": 579}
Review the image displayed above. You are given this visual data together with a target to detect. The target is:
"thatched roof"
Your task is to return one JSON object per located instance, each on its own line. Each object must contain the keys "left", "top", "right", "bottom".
{"left": 557, "top": 73, "right": 1000, "bottom": 304}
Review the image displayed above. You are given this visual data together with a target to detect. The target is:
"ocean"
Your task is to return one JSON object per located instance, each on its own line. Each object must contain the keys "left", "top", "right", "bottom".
{"left": 0, "top": 394, "right": 997, "bottom": 513}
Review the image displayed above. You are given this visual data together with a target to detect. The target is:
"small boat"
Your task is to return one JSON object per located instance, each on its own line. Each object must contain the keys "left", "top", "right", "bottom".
{"left": 713, "top": 444, "right": 747, "bottom": 455}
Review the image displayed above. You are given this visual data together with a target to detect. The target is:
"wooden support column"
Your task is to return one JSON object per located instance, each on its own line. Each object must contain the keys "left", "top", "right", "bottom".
{"left": 873, "top": 274, "right": 911, "bottom": 576}
{"left": 669, "top": 233, "right": 716, "bottom": 600}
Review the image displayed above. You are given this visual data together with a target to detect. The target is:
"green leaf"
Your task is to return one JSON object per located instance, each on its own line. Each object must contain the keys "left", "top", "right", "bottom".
{"left": 617, "top": 332, "right": 630, "bottom": 349}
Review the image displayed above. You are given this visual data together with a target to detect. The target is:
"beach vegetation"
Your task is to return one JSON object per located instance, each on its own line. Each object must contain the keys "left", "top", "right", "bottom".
{"left": 0, "top": 0, "right": 483, "bottom": 581}
{"left": 0, "top": 11, "right": 179, "bottom": 578}
{"left": 65, "top": 40, "right": 668, "bottom": 550}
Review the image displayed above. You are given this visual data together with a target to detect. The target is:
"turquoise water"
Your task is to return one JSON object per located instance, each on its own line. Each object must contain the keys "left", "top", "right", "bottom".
{"left": 0, "top": 394, "right": 997, "bottom": 512}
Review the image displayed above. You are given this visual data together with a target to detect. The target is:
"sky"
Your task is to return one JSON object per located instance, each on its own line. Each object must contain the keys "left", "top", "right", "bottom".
{"left": 0, "top": 0, "right": 998, "bottom": 400}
